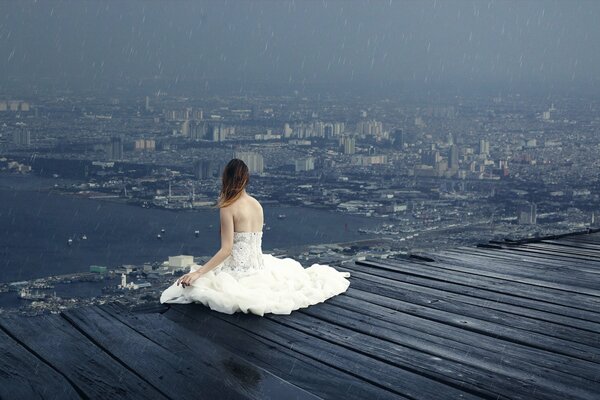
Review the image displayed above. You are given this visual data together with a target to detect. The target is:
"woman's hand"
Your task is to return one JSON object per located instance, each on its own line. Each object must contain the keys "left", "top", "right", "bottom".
{"left": 177, "top": 270, "right": 204, "bottom": 288}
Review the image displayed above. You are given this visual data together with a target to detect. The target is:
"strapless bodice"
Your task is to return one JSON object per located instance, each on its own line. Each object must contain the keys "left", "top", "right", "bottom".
{"left": 219, "top": 231, "right": 265, "bottom": 275}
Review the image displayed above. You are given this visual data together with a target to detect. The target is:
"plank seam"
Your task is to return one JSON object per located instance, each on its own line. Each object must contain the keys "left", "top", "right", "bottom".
{"left": 0, "top": 320, "right": 87, "bottom": 400}
{"left": 167, "top": 306, "right": 408, "bottom": 400}
{"left": 265, "top": 315, "right": 505, "bottom": 400}
{"left": 59, "top": 311, "right": 174, "bottom": 400}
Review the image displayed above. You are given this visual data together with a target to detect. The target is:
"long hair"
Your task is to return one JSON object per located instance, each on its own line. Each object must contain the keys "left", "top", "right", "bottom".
{"left": 216, "top": 158, "right": 249, "bottom": 208}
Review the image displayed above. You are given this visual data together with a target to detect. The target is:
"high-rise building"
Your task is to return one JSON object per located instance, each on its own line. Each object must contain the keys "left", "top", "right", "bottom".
{"left": 194, "top": 160, "right": 220, "bottom": 180}
{"left": 109, "top": 137, "right": 123, "bottom": 160}
{"left": 421, "top": 150, "right": 441, "bottom": 166}
{"left": 283, "top": 123, "right": 293, "bottom": 138}
{"left": 341, "top": 135, "right": 355, "bottom": 154}
{"left": 518, "top": 202, "right": 537, "bottom": 225}
{"left": 135, "top": 139, "right": 155, "bottom": 151}
{"left": 333, "top": 122, "right": 345, "bottom": 136}
{"left": 479, "top": 139, "right": 490, "bottom": 155}
{"left": 448, "top": 145, "right": 459, "bottom": 170}
{"left": 189, "top": 121, "right": 206, "bottom": 140}
{"left": 234, "top": 151, "right": 264, "bottom": 173}
{"left": 181, "top": 120, "right": 190, "bottom": 136}
{"left": 210, "top": 124, "right": 233, "bottom": 142}
{"left": 356, "top": 120, "right": 383, "bottom": 136}
{"left": 295, "top": 157, "right": 315, "bottom": 172}
{"left": 12, "top": 126, "right": 31, "bottom": 146}
{"left": 392, "top": 129, "right": 404, "bottom": 149}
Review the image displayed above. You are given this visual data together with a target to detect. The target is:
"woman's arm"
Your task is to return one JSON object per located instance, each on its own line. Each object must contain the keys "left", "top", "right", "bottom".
{"left": 196, "top": 206, "right": 235, "bottom": 275}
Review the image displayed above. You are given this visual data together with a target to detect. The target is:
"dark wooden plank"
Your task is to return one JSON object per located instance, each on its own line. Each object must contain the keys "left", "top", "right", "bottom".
{"left": 522, "top": 242, "right": 600, "bottom": 259}
{"left": 61, "top": 305, "right": 281, "bottom": 400}
{"left": 373, "top": 255, "right": 600, "bottom": 300}
{"left": 159, "top": 304, "right": 401, "bottom": 400}
{"left": 490, "top": 245, "right": 600, "bottom": 267}
{"left": 0, "top": 313, "right": 168, "bottom": 400}
{"left": 355, "top": 259, "right": 600, "bottom": 313}
{"left": 97, "top": 303, "right": 322, "bottom": 400}
{"left": 318, "top": 292, "right": 600, "bottom": 383}
{"left": 166, "top": 304, "right": 484, "bottom": 400}
{"left": 342, "top": 262, "right": 600, "bottom": 324}
{"left": 265, "top": 310, "right": 567, "bottom": 400}
{"left": 342, "top": 265, "right": 600, "bottom": 336}
{"left": 444, "top": 247, "right": 600, "bottom": 276}
{"left": 538, "top": 238, "right": 600, "bottom": 250}
{"left": 298, "top": 301, "right": 599, "bottom": 400}
{"left": 448, "top": 245, "right": 600, "bottom": 273}
{"left": 0, "top": 326, "right": 82, "bottom": 400}
{"left": 431, "top": 251, "right": 600, "bottom": 292}
{"left": 343, "top": 282, "right": 600, "bottom": 364}
{"left": 563, "top": 234, "right": 600, "bottom": 244}
{"left": 542, "top": 239, "right": 600, "bottom": 252}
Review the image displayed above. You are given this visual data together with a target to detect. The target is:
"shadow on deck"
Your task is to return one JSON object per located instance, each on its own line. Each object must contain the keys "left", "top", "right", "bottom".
{"left": 1, "top": 230, "right": 600, "bottom": 399}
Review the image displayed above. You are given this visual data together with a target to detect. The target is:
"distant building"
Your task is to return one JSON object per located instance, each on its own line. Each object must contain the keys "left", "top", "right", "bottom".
{"left": 479, "top": 139, "right": 490, "bottom": 156}
{"left": 340, "top": 135, "right": 355, "bottom": 155}
{"left": 392, "top": 129, "right": 404, "bottom": 149}
{"left": 283, "top": 123, "right": 293, "bottom": 138}
{"left": 448, "top": 145, "right": 459, "bottom": 170}
{"left": 89, "top": 265, "right": 107, "bottom": 274}
{"left": 194, "top": 159, "right": 221, "bottom": 180}
{"left": 109, "top": 137, "right": 123, "bottom": 160}
{"left": 190, "top": 121, "right": 207, "bottom": 140}
{"left": 181, "top": 120, "right": 191, "bottom": 136}
{"left": 518, "top": 202, "right": 537, "bottom": 225}
{"left": 234, "top": 151, "right": 264, "bottom": 173}
{"left": 134, "top": 139, "right": 155, "bottom": 151}
{"left": 295, "top": 157, "right": 315, "bottom": 172}
{"left": 356, "top": 119, "right": 383, "bottom": 137}
{"left": 168, "top": 255, "right": 195, "bottom": 270}
{"left": 12, "top": 126, "right": 31, "bottom": 146}
{"left": 210, "top": 124, "right": 234, "bottom": 142}
{"left": 421, "top": 150, "right": 441, "bottom": 167}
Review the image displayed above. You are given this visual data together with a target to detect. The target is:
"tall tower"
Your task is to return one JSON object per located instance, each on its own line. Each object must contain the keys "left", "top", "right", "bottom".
{"left": 109, "top": 137, "right": 123, "bottom": 160}
{"left": 448, "top": 145, "right": 459, "bottom": 170}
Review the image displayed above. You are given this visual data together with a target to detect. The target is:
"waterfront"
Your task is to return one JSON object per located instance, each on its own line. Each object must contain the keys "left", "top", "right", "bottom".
{"left": 0, "top": 174, "right": 381, "bottom": 283}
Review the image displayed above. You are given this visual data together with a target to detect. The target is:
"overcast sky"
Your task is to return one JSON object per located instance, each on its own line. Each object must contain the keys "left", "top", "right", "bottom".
{"left": 1, "top": 0, "right": 599, "bottom": 93}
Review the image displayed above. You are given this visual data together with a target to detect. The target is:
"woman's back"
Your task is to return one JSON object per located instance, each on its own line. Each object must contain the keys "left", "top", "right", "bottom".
{"left": 229, "top": 193, "right": 264, "bottom": 233}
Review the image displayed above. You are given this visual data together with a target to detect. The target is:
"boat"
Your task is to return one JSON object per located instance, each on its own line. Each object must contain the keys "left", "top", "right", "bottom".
{"left": 81, "top": 234, "right": 87, "bottom": 240}
{"left": 194, "top": 230, "right": 200, "bottom": 237}
{"left": 161, "top": 228, "right": 166, "bottom": 233}
{"left": 277, "top": 214, "right": 287, "bottom": 219}
{"left": 157, "top": 234, "right": 162, "bottom": 240}
{"left": 67, "top": 238, "right": 73, "bottom": 246}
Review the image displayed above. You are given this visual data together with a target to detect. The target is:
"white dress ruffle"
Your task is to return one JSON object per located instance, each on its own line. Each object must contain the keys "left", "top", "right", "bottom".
{"left": 159, "top": 231, "right": 351, "bottom": 316}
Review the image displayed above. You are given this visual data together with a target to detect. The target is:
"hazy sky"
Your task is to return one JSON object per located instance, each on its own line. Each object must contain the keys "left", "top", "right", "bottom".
{"left": 1, "top": 0, "right": 600, "bottom": 92}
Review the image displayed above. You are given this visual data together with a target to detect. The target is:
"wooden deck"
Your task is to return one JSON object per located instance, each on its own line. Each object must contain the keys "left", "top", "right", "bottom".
{"left": 1, "top": 230, "right": 599, "bottom": 399}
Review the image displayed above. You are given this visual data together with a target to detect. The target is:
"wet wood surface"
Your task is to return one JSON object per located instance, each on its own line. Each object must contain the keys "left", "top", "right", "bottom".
{"left": 1, "top": 230, "right": 599, "bottom": 399}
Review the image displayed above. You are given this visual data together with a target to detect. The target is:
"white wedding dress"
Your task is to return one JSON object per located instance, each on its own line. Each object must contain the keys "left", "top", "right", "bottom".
{"left": 159, "top": 231, "right": 351, "bottom": 316}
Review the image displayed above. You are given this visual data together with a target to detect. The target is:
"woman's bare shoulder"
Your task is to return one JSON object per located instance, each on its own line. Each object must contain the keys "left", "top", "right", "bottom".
{"left": 247, "top": 194, "right": 263, "bottom": 210}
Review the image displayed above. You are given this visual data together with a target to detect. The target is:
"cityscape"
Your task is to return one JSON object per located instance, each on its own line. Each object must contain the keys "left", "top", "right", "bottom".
{"left": 2, "top": 89, "right": 599, "bottom": 315}
{"left": 1, "top": 1, "right": 599, "bottom": 316}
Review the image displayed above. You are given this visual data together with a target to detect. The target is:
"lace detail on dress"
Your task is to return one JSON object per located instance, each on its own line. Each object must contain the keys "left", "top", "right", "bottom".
{"left": 217, "top": 231, "right": 265, "bottom": 275}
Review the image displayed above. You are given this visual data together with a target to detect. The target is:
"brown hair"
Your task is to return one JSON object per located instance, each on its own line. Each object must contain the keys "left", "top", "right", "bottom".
{"left": 216, "top": 158, "right": 249, "bottom": 208}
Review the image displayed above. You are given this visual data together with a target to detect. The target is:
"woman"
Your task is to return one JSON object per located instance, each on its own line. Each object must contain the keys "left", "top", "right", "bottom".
{"left": 160, "top": 158, "right": 351, "bottom": 316}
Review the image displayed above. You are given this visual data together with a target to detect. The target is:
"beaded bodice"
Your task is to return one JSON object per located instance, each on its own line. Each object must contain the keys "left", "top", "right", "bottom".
{"left": 218, "top": 231, "right": 265, "bottom": 275}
